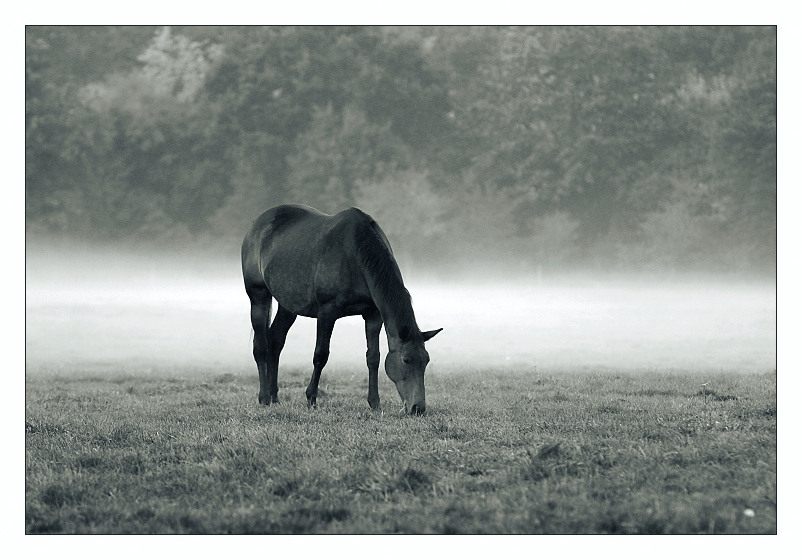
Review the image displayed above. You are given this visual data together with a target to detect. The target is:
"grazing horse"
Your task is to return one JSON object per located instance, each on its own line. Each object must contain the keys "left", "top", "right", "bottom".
{"left": 241, "top": 204, "right": 442, "bottom": 414}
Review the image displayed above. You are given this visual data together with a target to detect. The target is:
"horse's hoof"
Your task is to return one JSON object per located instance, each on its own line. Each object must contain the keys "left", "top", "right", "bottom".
{"left": 259, "top": 395, "right": 279, "bottom": 405}
{"left": 307, "top": 397, "right": 317, "bottom": 409}
{"left": 368, "top": 397, "right": 380, "bottom": 410}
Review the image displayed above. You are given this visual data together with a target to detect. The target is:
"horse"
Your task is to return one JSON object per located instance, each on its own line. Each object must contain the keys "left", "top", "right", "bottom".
{"left": 241, "top": 204, "right": 442, "bottom": 414}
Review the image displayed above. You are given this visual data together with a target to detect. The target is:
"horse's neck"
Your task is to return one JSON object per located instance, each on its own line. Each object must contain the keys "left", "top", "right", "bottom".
{"left": 365, "top": 265, "right": 415, "bottom": 339}
{"left": 355, "top": 220, "right": 416, "bottom": 339}
{"left": 376, "top": 288, "right": 414, "bottom": 340}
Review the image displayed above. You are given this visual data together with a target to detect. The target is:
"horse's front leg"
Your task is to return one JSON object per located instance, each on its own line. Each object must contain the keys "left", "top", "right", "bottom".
{"left": 364, "top": 309, "right": 383, "bottom": 410}
{"left": 306, "top": 309, "right": 336, "bottom": 408}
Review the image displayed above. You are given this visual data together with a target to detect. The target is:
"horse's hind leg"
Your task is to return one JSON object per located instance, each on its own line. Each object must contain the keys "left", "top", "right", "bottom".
{"left": 246, "top": 285, "right": 274, "bottom": 405}
{"left": 266, "top": 305, "right": 296, "bottom": 401}
{"left": 306, "top": 308, "right": 337, "bottom": 408}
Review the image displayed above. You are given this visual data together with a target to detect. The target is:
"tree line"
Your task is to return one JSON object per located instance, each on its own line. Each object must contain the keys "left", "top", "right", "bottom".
{"left": 26, "top": 26, "right": 776, "bottom": 274}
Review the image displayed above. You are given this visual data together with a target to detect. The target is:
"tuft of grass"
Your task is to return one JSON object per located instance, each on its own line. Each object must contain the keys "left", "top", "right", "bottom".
{"left": 40, "top": 483, "right": 84, "bottom": 508}
{"left": 398, "top": 467, "right": 432, "bottom": 494}
{"left": 523, "top": 443, "right": 586, "bottom": 482}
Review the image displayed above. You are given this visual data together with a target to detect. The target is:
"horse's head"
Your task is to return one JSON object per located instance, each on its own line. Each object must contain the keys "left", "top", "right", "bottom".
{"left": 385, "top": 327, "right": 443, "bottom": 415}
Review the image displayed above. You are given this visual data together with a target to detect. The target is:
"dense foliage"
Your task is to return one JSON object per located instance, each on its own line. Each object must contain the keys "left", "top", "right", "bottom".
{"left": 26, "top": 26, "right": 776, "bottom": 273}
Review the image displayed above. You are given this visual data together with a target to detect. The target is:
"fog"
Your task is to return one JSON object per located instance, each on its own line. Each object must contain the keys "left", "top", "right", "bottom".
{"left": 25, "top": 244, "right": 775, "bottom": 376}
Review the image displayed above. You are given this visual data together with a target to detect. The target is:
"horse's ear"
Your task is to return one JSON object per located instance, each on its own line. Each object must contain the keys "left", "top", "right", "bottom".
{"left": 421, "top": 328, "right": 443, "bottom": 342}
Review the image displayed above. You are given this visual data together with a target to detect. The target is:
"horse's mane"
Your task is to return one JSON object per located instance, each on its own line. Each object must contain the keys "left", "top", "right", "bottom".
{"left": 354, "top": 216, "right": 417, "bottom": 335}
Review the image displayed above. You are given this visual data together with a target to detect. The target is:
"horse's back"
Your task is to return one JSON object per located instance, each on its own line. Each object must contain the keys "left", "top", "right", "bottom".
{"left": 241, "top": 205, "right": 377, "bottom": 316}
{"left": 243, "top": 205, "right": 374, "bottom": 254}
{"left": 245, "top": 204, "right": 326, "bottom": 242}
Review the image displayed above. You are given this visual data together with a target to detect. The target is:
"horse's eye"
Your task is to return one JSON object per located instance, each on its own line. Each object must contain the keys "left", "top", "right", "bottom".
{"left": 402, "top": 356, "right": 412, "bottom": 365}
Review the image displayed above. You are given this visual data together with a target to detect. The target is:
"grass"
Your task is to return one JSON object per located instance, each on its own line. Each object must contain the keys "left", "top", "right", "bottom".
{"left": 25, "top": 365, "right": 776, "bottom": 534}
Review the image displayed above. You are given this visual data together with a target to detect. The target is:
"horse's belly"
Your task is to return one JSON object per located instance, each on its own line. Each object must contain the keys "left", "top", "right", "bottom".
{"left": 263, "top": 262, "right": 372, "bottom": 320}
{"left": 269, "top": 286, "right": 373, "bottom": 319}
{"left": 272, "top": 292, "right": 319, "bottom": 318}
{"left": 264, "top": 270, "right": 318, "bottom": 317}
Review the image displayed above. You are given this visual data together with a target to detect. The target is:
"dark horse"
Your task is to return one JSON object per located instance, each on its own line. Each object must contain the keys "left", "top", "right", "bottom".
{"left": 241, "top": 204, "right": 441, "bottom": 414}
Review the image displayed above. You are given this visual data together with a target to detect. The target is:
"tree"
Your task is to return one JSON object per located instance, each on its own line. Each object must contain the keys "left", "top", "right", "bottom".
{"left": 286, "top": 105, "right": 413, "bottom": 212}
{"left": 353, "top": 170, "right": 446, "bottom": 265}
{"left": 77, "top": 27, "right": 231, "bottom": 236}
{"left": 25, "top": 26, "right": 775, "bottom": 274}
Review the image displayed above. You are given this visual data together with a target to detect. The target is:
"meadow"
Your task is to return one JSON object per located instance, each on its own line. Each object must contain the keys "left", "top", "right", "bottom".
{"left": 25, "top": 365, "right": 775, "bottom": 534}
{"left": 25, "top": 254, "right": 777, "bottom": 534}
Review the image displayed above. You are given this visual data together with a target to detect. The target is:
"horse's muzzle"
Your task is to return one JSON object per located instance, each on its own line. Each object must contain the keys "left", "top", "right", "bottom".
{"left": 409, "top": 403, "right": 426, "bottom": 416}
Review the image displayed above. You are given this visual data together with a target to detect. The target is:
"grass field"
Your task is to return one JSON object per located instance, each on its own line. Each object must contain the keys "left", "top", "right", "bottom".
{"left": 24, "top": 254, "right": 777, "bottom": 535}
{"left": 25, "top": 365, "right": 776, "bottom": 534}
